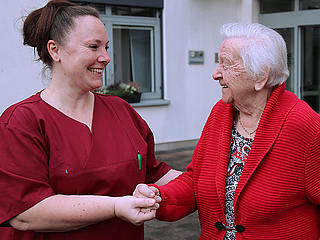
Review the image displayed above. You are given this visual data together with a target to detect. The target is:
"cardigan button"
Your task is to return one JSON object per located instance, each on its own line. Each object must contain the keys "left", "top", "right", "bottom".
{"left": 215, "top": 221, "right": 225, "bottom": 231}
{"left": 235, "top": 224, "right": 245, "bottom": 233}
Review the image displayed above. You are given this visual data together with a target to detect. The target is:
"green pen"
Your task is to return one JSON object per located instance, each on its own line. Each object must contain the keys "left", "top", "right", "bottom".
{"left": 137, "top": 151, "right": 142, "bottom": 170}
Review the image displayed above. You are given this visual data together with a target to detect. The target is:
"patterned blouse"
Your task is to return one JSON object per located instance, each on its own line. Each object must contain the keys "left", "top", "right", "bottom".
{"left": 224, "top": 126, "right": 253, "bottom": 240}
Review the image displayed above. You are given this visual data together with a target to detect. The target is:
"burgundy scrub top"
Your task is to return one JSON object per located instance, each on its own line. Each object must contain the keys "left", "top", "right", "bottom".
{"left": 0, "top": 92, "right": 170, "bottom": 240}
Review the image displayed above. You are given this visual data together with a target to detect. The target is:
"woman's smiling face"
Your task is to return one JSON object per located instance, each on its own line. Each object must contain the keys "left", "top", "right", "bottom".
{"left": 57, "top": 15, "right": 110, "bottom": 91}
{"left": 212, "top": 38, "right": 256, "bottom": 106}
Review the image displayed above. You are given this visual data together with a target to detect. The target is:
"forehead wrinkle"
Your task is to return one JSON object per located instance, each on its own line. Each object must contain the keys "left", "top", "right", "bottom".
{"left": 220, "top": 46, "right": 240, "bottom": 65}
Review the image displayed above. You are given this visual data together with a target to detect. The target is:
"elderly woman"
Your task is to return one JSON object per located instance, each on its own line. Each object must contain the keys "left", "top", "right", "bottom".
{"left": 134, "top": 23, "right": 320, "bottom": 239}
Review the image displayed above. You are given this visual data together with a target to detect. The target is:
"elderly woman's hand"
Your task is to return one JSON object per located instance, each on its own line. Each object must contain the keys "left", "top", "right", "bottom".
{"left": 133, "top": 184, "right": 161, "bottom": 213}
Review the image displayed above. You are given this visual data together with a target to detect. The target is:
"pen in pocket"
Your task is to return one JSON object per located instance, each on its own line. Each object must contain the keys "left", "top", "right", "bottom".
{"left": 137, "top": 151, "right": 142, "bottom": 170}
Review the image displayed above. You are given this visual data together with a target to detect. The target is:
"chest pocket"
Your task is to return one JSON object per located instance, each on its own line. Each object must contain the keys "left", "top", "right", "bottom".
{"left": 49, "top": 120, "right": 148, "bottom": 196}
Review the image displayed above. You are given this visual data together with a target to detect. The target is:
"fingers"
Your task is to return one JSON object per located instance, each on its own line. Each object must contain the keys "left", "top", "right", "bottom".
{"left": 134, "top": 199, "right": 157, "bottom": 225}
{"left": 130, "top": 184, "right": 162, "bottom": 225}
{"left": 140, "top": 206, "right": 158, "bottom": 213}
{"left": 114, "top": 196, "right": 157, "bottom": 226}
{"left": 132, "top": 209, "right": 156, "bottom": 226}
{"left": 149, "top": 187, "right": 161, "bottom": 202}
{"left": 133, "top": 197, "right": 156, "bottom": 208}
{"left": 133, "top": 197, "right": 159, "bottom": 215}
{"left": 137, "top": 209, "right": 157, "bottom": 224}
{"left": 133, "top": 184, "right": 159, "bottom": 198}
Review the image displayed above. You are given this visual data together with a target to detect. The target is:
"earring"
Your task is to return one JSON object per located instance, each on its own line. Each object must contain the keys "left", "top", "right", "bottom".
{"left": 255, "top": 86, "right": 261, "bottom": 91}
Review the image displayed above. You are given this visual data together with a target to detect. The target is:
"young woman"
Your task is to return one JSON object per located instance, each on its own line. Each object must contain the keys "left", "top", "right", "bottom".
{"left": 0, "top": 1, "right": 180, "bottom": 239}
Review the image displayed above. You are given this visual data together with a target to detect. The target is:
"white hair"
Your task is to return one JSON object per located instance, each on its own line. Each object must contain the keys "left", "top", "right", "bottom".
{"left": 220, "top": 23, "right": 289, "bottom": 87}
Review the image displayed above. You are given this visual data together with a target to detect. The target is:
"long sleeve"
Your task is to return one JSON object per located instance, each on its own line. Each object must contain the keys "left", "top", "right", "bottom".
{"left": 305, "top": 129, "right": 320, "bottom": 204}
{"left": 155, "top": 152, "right": 197, "bottom": 221}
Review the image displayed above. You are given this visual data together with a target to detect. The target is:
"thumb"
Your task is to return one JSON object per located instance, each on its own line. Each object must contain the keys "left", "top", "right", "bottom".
{"left": 133, "top": 197, "right": 156, "bottom": 208}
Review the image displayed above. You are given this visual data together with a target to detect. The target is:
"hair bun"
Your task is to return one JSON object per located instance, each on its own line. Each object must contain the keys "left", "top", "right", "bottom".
{"left": 23, "top": 0, "right": 74, "bottom": 47}
{"left": 22, "top": 0, "right": 99, "bottom": 67}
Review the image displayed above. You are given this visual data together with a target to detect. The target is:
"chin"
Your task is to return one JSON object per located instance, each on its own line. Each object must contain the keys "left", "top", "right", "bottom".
{"left": 221, "top": 96, "right": 233, "bottom": 104}
{"left": 92, "top": 80, "right": 103, "bottom": 89}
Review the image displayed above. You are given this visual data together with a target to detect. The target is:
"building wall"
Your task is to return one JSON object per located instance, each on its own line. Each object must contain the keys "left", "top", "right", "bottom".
{"left": 0, "top": 0, "right": 47, "bottom": 114}
{"left": 0, "top": 0, "right": 258, "bottom": 145}
{"left": 135, "top": 0, "right": 258, "bottom": 145}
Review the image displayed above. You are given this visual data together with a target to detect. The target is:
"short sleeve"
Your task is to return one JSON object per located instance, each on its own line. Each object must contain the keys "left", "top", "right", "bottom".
{"left": 0, "top": 123, "right": 54, "bottom": 225}
{"left": 144, "top": 130, "right": 170, "bottom": 183}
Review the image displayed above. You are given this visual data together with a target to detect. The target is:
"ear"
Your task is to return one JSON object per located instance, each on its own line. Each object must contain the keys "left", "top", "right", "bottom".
{"left": 47, "top": 40, "right": 61, "bottom": 62}
{"left": 255, "top": 67, "right": 270, "bottom": 91}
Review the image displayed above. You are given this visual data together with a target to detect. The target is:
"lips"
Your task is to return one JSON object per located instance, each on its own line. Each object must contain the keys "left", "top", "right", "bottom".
{"left": 219, "top": 81, "right": 228, "bottom": 88}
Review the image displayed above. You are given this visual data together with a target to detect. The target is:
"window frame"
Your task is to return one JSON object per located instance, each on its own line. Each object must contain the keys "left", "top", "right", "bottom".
{"left": 100, "top": 7, "right": 163, "bottom": 101}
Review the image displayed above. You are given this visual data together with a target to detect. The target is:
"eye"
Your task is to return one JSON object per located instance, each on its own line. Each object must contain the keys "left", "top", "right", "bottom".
{"left": 105, "top": 45, "right": 109, "bottom": 51}
{"left": 222, "top": 60, "right": 232, "bottom": 70}
{"left": 89, "top": 44, "right": 98, "bottom": 50}
{"left": 220, "top": 60, "right": 228, "bottom": 70}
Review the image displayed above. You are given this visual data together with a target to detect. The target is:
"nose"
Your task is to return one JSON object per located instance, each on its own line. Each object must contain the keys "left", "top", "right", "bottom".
{"left": 212, "top": 64, "right": 223, "bottom": 81}
{"left": 98, "top": 48, "right": 111, "bottom": 65}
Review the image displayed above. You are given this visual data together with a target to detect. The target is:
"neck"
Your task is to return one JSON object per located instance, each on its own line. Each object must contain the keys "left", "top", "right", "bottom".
{"left": 42, "top": 74, "right": 93, "bottom": 111}
{"left": 234, "top": 88, "right": 271, "bottom": 138}
{"left": 236, "top": 111, "right": 261, "bottom": 139}
{"left": 40, "top": 80, "right": 95, "bottom": 131}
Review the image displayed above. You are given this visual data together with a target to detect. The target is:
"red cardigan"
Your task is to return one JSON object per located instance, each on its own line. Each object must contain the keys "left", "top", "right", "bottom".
{"left": 156, "top": 84, "right": 320, "bottom": 239}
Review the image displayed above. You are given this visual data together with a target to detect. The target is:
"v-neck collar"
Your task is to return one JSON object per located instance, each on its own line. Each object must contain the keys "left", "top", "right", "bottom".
{"left": 38, "top": 91, "right": 96, "bottom": 134}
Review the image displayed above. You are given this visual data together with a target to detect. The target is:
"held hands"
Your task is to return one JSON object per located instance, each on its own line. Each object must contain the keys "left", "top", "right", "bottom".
{"left": 114, "top": 196, "right": 157, "bottom": 226}
{"left": 113, "top": 184, "right": 161, "bottom": 226}
{"left": 133, "top": 184, "right": 161, "bottom": 213}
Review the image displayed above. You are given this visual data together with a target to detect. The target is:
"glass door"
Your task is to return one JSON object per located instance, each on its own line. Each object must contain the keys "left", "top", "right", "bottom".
{"left": 301, "top": 25, "right": 320, "bottom": 112}
{"left": 259, "top": 0, "right": 320, "bottom": 113}
{"left": 274, "top": 28, "right": 294, "bottom": 93}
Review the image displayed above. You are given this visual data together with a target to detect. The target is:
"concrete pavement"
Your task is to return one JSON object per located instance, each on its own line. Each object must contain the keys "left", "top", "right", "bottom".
{"left": 145, "top": 148, "right": 201, "bottom": 240}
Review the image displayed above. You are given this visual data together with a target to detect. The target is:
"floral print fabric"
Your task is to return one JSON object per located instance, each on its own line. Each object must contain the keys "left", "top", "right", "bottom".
{"left": 224, "top": 127, "right": 253, "bottom": 240}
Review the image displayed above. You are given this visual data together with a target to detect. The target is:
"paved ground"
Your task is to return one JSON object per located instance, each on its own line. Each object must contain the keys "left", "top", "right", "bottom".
{"left": 144, "top": 148, "right": 201, "bottom": 240}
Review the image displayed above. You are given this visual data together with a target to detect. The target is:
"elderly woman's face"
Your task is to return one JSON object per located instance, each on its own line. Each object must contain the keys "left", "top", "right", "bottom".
{"left": 212, "top": 38, "right": 255, "bottom": 105}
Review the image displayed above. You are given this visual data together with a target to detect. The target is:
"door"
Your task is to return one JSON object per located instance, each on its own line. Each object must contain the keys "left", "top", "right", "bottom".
{"left": 259, "top": 0, "right": 320, "bottom": 112}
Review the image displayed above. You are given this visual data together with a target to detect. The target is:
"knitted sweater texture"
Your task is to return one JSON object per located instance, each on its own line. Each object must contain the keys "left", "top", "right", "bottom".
{"left": 157, "top": 84, "right": 320, "bottom": 239}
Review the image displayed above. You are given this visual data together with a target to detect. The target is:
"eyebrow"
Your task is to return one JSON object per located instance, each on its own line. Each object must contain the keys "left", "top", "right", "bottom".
{"left": 85, "top": 39, "right": 109, "bottom": 45}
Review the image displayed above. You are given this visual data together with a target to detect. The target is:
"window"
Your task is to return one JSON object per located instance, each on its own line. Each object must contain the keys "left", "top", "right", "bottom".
{"left": 274, "top": 28, "right": 294, "bottom": 93}
{"left": 112, "top": 25, "right": 154, "bottom": 93}
{"left": 301, "top": 25, "right": 320, "bottom": 112}
{"left": 73, "top": 1, "right": 163, "bottom": 102}
{"left": 111, "top": 6, "right": 156, "bottom": 17}
{"left": 259, "top": 0, "right": 320, "bottom": 113}
{"left": 300, "top": 0, "right": 320, "bottom": 10}
{"left": 260, "top": 0, "right": 294, "bottom": 14}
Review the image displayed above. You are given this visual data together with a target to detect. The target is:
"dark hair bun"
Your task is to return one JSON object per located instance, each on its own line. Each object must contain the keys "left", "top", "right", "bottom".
{"left": 23, "top": 0, "right": 75, "bottom": 65}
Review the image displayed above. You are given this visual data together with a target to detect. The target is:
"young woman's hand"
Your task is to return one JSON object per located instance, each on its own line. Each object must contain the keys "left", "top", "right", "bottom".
{"left": 133, "top": 184, "right": 161, "bottom": 213}
{"left": 114, "top": 196, "right": 158, "bottom": 225}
